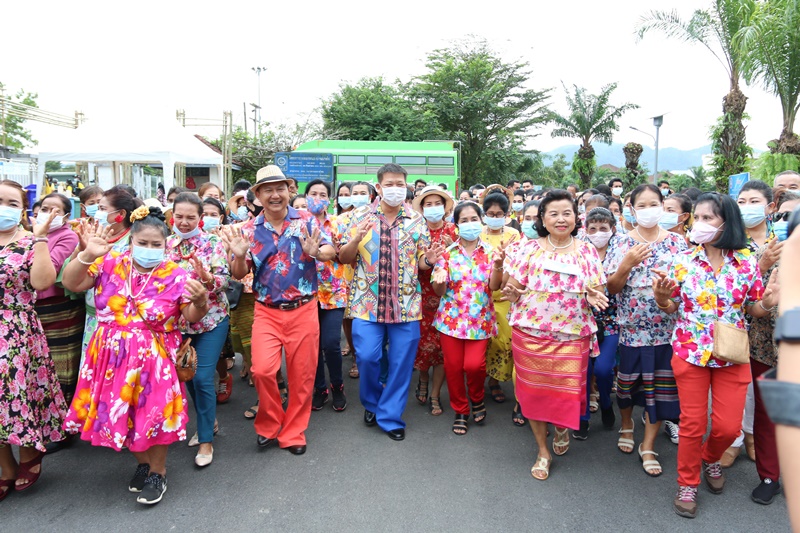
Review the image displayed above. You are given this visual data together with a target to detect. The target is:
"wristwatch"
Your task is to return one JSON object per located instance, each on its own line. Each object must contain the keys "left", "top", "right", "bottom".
{"left": 774, "top": 307, "right": 800, "bottom": 345}
{"left": 424, "top": 256, "right": 434, "bottom": 268}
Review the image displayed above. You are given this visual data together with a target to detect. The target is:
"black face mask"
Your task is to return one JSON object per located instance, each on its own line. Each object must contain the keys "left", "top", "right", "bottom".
{"left": 249, "top": 205, "right": 264, "bottom": 217}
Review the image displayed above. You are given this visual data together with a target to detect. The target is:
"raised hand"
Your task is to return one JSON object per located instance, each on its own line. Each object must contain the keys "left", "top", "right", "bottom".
{"left": 652, "top": 270, "right": 677, "bottom": 307}
{"left": 32, "top": 209, "right": 59, "bottom": 238}
{"left": 499, "top": 284, "right": 526, "bottom": 303}
{"left": 424, "top": 241, "right": 447, "bottom": 266}
{"left": 759, "top": 238, "right": 783, "bottom": 272}
{"left": 762, "top": 268, "right": 780, "bottom": 309}
{"left": 220, "top": 225, "right": 249, "bottom": 259}
{"left": 431, "top": 266, "right": 447, "bottom": 285}
{"left": 441, "top": 234, "right": 454, "bottom": 247}
{"left": 299, "top": 225, "right": 322, "bottom": 258}
{"left": 493, "top": 238, "right": 510, "bottom": 267}
{"left": 83, "top": 223, "right": 115, "bottom": 261}
{"left": 188, "top": 254, "right": 213, "bottom": 285}
{"left": 184, "top": 278, "right": 209, "bottom": 305}
{"left": 586, "top": 286, "right": 610, "bottom": 311}
{"left": 622, "top": 242, "right": 652, "bottom": 270}
{"left": 354, "top": 220, "right": 372, "bottom": 243}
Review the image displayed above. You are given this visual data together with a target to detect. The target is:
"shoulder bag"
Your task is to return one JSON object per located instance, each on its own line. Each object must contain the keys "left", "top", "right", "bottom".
{"left": 712, "top": 321, "right": 750, "bottom": 364}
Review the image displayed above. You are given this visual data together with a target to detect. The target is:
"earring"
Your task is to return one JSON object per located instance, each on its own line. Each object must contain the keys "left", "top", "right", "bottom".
{"left": 169, "top": 217, "right": 174, "bottom": 227}
{"left": 114, "top": 214, "right": 124, "bottom": 224}
{"left": 198, "top": 219, "right": 205, "bottom": 229}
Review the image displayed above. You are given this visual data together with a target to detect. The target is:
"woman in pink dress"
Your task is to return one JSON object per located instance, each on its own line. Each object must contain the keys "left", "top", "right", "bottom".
{"left": 62, "top": 206, "right": 210, "bottom": 506}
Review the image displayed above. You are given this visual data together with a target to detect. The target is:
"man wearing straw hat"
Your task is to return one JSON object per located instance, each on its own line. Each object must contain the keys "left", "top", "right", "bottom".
{"left": 223, "top": 165, "right": 334, "bottom": 456}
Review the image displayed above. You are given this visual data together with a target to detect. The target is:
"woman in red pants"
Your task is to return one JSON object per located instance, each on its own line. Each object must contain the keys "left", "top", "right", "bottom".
{"left": 431, "top": 201, "right": 503, "bottom": 435}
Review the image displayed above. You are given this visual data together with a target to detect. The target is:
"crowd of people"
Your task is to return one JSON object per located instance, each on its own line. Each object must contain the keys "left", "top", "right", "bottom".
{"left": 1, "top": 165, "right": 798, "bottom": 518}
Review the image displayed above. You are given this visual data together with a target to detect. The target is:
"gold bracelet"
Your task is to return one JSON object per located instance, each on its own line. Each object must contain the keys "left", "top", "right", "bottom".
{"left": 656, "top": 301, "right": 672, "bottom": 310}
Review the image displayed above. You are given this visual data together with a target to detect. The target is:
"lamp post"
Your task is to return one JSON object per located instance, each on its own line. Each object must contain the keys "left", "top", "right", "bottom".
{"left": 251, "top": 66, "right": 267, "bottom": 135}
{"left": 652, "top": 115, "right": 663, "bottom": 184}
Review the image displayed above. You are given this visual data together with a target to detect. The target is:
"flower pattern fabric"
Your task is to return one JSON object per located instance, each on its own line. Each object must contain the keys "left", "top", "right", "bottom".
{"left": 604, "top": 232, "right": 687, "bottom": 346}
{"left": 341, "top": 201, "right": 430, "bottom": 323}
{"left": 433, "top": 239, "right": 497, "bottom": 340}
{"left": 668, "top": 246, "right": 764, "bottom": 368}
{"left": 242, "top": 207, "right": 332, "bottom": 306}
{"left": 166, "top": 232, "right": 229, "bottom": 334}
{"left": 749, "top": 244, "right": 778, "bottom": 367}
{"left": 504, "top": 238, "right": 605, "bottom": 338}
{"left": 0, "top": 236, "right": 67, "bottom": 452}
{"left": 64, "top": 252, "right": 192, "bottom": 452}
{"left": 316, "top": 214, "right": 353, "bottom": 310}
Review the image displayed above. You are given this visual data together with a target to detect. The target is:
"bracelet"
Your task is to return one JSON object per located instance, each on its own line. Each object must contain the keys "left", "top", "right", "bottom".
{"left": 34, "top": 237, "right": 48, "bottom": 244}
{"left": 424, "top": 256, "right": 434, "bottom": 268}
{"left": 759, "top": 300, "right": 778, "bottom": 312}
{"left": 493, "top": 267, "right": 503, "bottom": 272}
{"left": 77, "top": 253, "right": 95, "bottom": 266}
{"left": 193, "top": 299, "right": 209, "bottom": 308}
{"left": 656, "top": 301, "right": 673, "bottom": 310}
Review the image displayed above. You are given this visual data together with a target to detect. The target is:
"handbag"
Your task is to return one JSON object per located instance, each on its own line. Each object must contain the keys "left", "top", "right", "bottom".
{"left": 712, "top": 321, "right": 750, "bottom": 364}
{"left": 225, "top": 280, "right": 244, "bottom": 310}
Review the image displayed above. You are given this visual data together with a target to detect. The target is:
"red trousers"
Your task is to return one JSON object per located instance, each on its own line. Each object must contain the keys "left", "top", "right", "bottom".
{"left": 752, "top": 359, "right": 780, "bottom": 481}
{"left": 673, "top": 355, "right": 751, "bottom": 486}
{"left": 440, "top": 333, "right": 488, "bottom": 416}
{"left": 251, "top": 299, "right": 319, "bottom": 448}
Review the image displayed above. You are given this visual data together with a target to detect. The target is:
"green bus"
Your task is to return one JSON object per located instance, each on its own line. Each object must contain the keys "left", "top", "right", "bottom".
{"left": 292, "top": 140, "right": 461, "bottom": 193}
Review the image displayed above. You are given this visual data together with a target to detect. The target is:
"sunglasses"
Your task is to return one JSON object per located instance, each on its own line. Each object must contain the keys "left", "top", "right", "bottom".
{"left": 774, "top": 211, "right": 792, "bottom": 222}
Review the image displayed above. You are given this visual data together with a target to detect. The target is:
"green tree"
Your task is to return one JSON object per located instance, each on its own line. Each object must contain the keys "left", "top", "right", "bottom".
{"left": 321, "top": 77, "right": 441, "bottom": 141}
{"left": 637, "top": 1, "right": 755, "bottom": 192}
{"left": 736, "top": 0, "right": 800, "bottom": 155}
{"left": 0, "top": 82, "right": 38, "bottom": 152}
{"left": 414, "top": 39, "right": 551, "bottom": 187}
{"left": 44, "top": 160, "right": 62, "bottom": 172}
{"left": 548, "top": 83, "right": 639, "bottom": 189}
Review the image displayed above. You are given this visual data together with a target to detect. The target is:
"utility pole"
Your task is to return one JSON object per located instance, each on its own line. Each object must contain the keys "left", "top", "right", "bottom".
{"left": 652, "top": 115, "right": 663, "bottom": 183}
{"left": 249, "top": 103, "right": 260, "bottom": 140}
{"left": 0, "top": 83, "right": 6, "bottom": 148}
{"left": 251, "top": 67, "right": 266, "bottom": 134}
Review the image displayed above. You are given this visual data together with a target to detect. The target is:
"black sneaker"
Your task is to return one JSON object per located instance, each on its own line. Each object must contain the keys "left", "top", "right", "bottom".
{"left": 601, "top": 406, "right": 616, "bottom": 429}
{"left": 311, "top": 387, "right": 329, "bottom": 411}
{"left": 128, "top": 463, "right": 150, "bottom": 493}
{"left": 331, "top": 383, "right": 347, "bottom": 412}
{"left": 752, "top": 478, "right": 781, "bottom": 505}
{"left": 572, "top": 419, "right": 589, "bottom": 440}
{"left": 136, "top": 473, "right": 167, "bottom": 505}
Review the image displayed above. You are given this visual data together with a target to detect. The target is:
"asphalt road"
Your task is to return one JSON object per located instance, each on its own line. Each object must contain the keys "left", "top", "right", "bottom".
{"left": 2, "top": 356, "right": 791, "bottom": 532}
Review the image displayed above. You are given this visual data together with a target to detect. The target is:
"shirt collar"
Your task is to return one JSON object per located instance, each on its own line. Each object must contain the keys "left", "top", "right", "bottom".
{"left": 374, "top": 200, "right": 410, "bottom": 219}
{"left": 689, "top": 245, "right": 750, "bottom": 266}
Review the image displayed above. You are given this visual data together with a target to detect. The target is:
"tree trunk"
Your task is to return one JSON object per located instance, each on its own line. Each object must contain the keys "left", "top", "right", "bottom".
{"left": 575, "top": 143, "right": 595, "bottom": 189}
{"left": 622, "top": 142, "right": 643, "bottom": 189}
{"left": 712, "top": 85, "right": 749, "bottom": 193}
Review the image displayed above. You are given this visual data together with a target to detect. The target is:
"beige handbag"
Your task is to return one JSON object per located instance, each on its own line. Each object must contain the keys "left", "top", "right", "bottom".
{"left": 712, "top": 321, "right": 750, "bottom": 364}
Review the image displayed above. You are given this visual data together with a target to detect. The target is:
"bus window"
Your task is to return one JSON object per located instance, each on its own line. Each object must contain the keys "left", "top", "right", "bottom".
{"left": 396, "top": 156, "right": 427, "bottom": 165}
{"left": 428, "top": 157, "right": 455, "bottom": 165}
{"left": 366, "top": 155, "right": 393, "bottom": 164}
{"left": 338, "top": 155, "right": 365, "bottom": 164}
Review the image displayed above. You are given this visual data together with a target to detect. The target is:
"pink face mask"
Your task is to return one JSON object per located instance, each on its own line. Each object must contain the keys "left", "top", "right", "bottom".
{"left": 587, "top": 230, "right": 612, "bottom": 249}
{"left": 690, "top": 221, "right": 723, "bottom": 244}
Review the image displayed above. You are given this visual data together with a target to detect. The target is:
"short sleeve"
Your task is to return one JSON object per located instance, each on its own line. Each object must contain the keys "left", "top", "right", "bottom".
{"left": 604, "top": 236, "right": 630, "bottom": 276}
{"left": 582, "top": 243, "right": 606, "bottom": 288}
{"left": 504, "top": 241, "right": 529, "bottom": 287}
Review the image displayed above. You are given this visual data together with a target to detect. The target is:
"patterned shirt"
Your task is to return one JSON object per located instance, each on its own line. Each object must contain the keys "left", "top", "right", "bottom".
{"left": 668, "top": 246, "right": 764, "bottom": 368}
{"left": 749, "top": 245, "right": 778, "bottom": 367}
{"left": 341, "top": 200, "right": 430, "bottom": 323}
{"left": 433, "top": 240, "right": 497, "bottom": 340}
{"left": 166, "top": 232, "right": 230, "bottom": 334}
{"left": 316, "top": 214, "right": 353, "bottom": 310}
{"left": 504, "top": 238, "right": 605, "bottom": 339}
{"left": 481, "top": 226, "right": 520, "bottom": 303}
{"left": 605, "top": 232, "right": 687, "bottom": 346}
{"left": 242, "top": 207, "right": 332, "bottom": 306}
{"left": 582, "top": 233, "right": 623, "bottom": 337}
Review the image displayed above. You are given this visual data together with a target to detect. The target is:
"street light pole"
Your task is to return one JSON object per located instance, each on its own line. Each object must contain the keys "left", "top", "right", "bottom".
{"left": 652, "top": 115, "right": 663, "bottom": 184}
{"left": 251, "top": 67, "right": 267, "bottom": 136}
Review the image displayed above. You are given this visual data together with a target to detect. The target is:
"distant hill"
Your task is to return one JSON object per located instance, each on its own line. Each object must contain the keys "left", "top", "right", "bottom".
{"left": 543, "top": 143, "right": 712, "bottom": 171}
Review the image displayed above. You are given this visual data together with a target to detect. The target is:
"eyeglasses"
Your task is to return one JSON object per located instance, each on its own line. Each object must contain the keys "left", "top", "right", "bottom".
{"left": 774, "top": 211, "right": 792, "bottom": 222}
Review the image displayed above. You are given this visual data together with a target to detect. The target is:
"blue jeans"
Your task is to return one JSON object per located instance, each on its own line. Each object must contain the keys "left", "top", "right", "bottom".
{"left": 352, "top": 319, "right": 420, "bottom": 431}
{"left": 315, "top": 307, "right": 345, "bottom": 389}
{"left": 185, "top": 316, "right": 230, "bottom": 444}
{"left": 582, "top": 333, "right": 619, "bottom": 421}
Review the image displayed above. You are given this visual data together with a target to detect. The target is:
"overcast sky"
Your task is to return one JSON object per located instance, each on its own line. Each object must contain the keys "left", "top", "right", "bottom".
{"left": 3, "top": 0, "right": 788, "bottom": 155}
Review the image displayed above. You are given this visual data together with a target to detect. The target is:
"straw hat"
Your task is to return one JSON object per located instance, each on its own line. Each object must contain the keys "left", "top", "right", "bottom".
{"left": 251, "top": 165, "right": 292, "bottom": 194}
{"left": 412, "top": 185, "right": 454, "bottom": 214}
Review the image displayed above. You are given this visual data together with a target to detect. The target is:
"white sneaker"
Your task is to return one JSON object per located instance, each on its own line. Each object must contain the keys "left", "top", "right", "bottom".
{"left": 664, "top": 420, "right": 679, "bottom": 445}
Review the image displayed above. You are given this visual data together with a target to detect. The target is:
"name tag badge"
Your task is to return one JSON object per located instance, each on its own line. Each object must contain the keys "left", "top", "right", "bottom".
{"left": 542, "top": 259, "right": 580, "bottom": 276}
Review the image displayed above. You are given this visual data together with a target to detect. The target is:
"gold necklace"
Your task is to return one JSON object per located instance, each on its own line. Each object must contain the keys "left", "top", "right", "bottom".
{"left": 0, "top": 229, "right": 20, "bottom": 254}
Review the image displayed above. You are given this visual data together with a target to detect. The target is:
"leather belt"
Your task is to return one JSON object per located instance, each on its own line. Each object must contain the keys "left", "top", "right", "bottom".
{"left": 260, "top": 295, "right": 314, "bottom": 311}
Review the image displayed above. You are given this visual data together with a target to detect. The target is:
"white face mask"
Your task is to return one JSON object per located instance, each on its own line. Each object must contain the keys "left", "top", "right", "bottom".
{"left": 380, "top": 186, "right": 407, "bottom": 207}
{"left": 37, "top": 211, "right": 65, "bottom": 232}
{"left": 587, "top": 230, "right": 612, "bottom": 249}
{"left": 612, "top": 187, "right": 623, "bottom": 197}
{"left": 634, "top": 206, "right": 663, "bottom": 228}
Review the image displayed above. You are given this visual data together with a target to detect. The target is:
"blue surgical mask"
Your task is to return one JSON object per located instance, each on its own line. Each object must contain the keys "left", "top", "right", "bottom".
{"left": 338, "top": 197, "right": 353, "bottom": 209}
{"left": 622, "top": 207, "right": 636, "bottom": 225}
{"left": 237, "top": 205, "right": 250, "bottom": 221}
{"left": 521, "top": 220, "right": 539, "bottom": 239}
{"left": 84, "top": 204, "right": 99, "bottom": 217}
{"left": 512, "top": 202, "right": 524, "bottom": 212}
{"left": 132, "top": 246, "right": 165, "bottom": 269}
{"left": 739, "top": 204, "right": 767, "bottom": 229}
{"left": 658, "top": 212, "right": 681, "bottom": 230}
{"left": 173, "top": 225, "right": 201, "bottom": 240}
{"left": 458, "top": 221, "right": 483, "bottom": 242}
{"left": 483, "top": 216, "right": 506, "bottom": 230}
{"left": 0, "top": 206, "right": 22, "bottom": 231}
{"left": 423, "top": 205, "right": 445, "bottom": 223}
{"left": 774, "top": 220, "right": 789, "bottom": 242}
{"left": 351, "top": 195, "right": 370, "bottom": 208}
{"left": 94, "top": 209, "right": 118, "bottom": 227}
{"left": 203, "top": 216, "right": 220, "bottom": 231}
{"left": 307, "top": 197, "right": 330, "bottom": 215}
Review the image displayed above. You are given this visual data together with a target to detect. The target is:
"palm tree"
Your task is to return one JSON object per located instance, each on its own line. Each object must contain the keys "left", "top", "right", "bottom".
{"left": 736, "top": 0, "right": 800, "bottom": 155}
{"left": 637, "top": 0, "right": 755, "bottom": 192}
{"left": 548, "top": 83, "right": 638, "bottom": 189}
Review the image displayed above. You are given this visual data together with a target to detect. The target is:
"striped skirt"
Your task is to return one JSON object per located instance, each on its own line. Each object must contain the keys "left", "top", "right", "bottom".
{"left": 512, "top": 328, "right": 591, "bottom": 430}
{"left": 616, "top": 344, "right": 680, "bottom": 422}
{"left": 35, "top": 295, "right": 87, "bottom": 404}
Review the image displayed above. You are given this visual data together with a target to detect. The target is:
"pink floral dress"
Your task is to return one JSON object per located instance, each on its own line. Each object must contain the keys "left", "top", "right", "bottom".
{"left": 0, "top": 236, "right": 68, "bottom": 451}
{"left": 64, "top": 252, "right": 192, "bottom": 452}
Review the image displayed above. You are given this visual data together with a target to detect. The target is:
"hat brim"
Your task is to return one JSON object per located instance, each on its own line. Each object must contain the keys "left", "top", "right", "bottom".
{"left": 412, "top": 190, "right": 454, "bottom": 214}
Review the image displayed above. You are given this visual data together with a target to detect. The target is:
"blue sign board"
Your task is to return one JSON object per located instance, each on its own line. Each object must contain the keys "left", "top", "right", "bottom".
{"left": 274, "top": 152, "right": 334, "bottom": 182}
{"left": 728, "top": 172, "right": 750, "bottom": 198}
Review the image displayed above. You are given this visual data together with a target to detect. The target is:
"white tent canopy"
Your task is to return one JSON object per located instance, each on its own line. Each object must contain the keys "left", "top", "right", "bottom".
{"left": 36, "top": 116, "right": 223, "bottom": 194}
